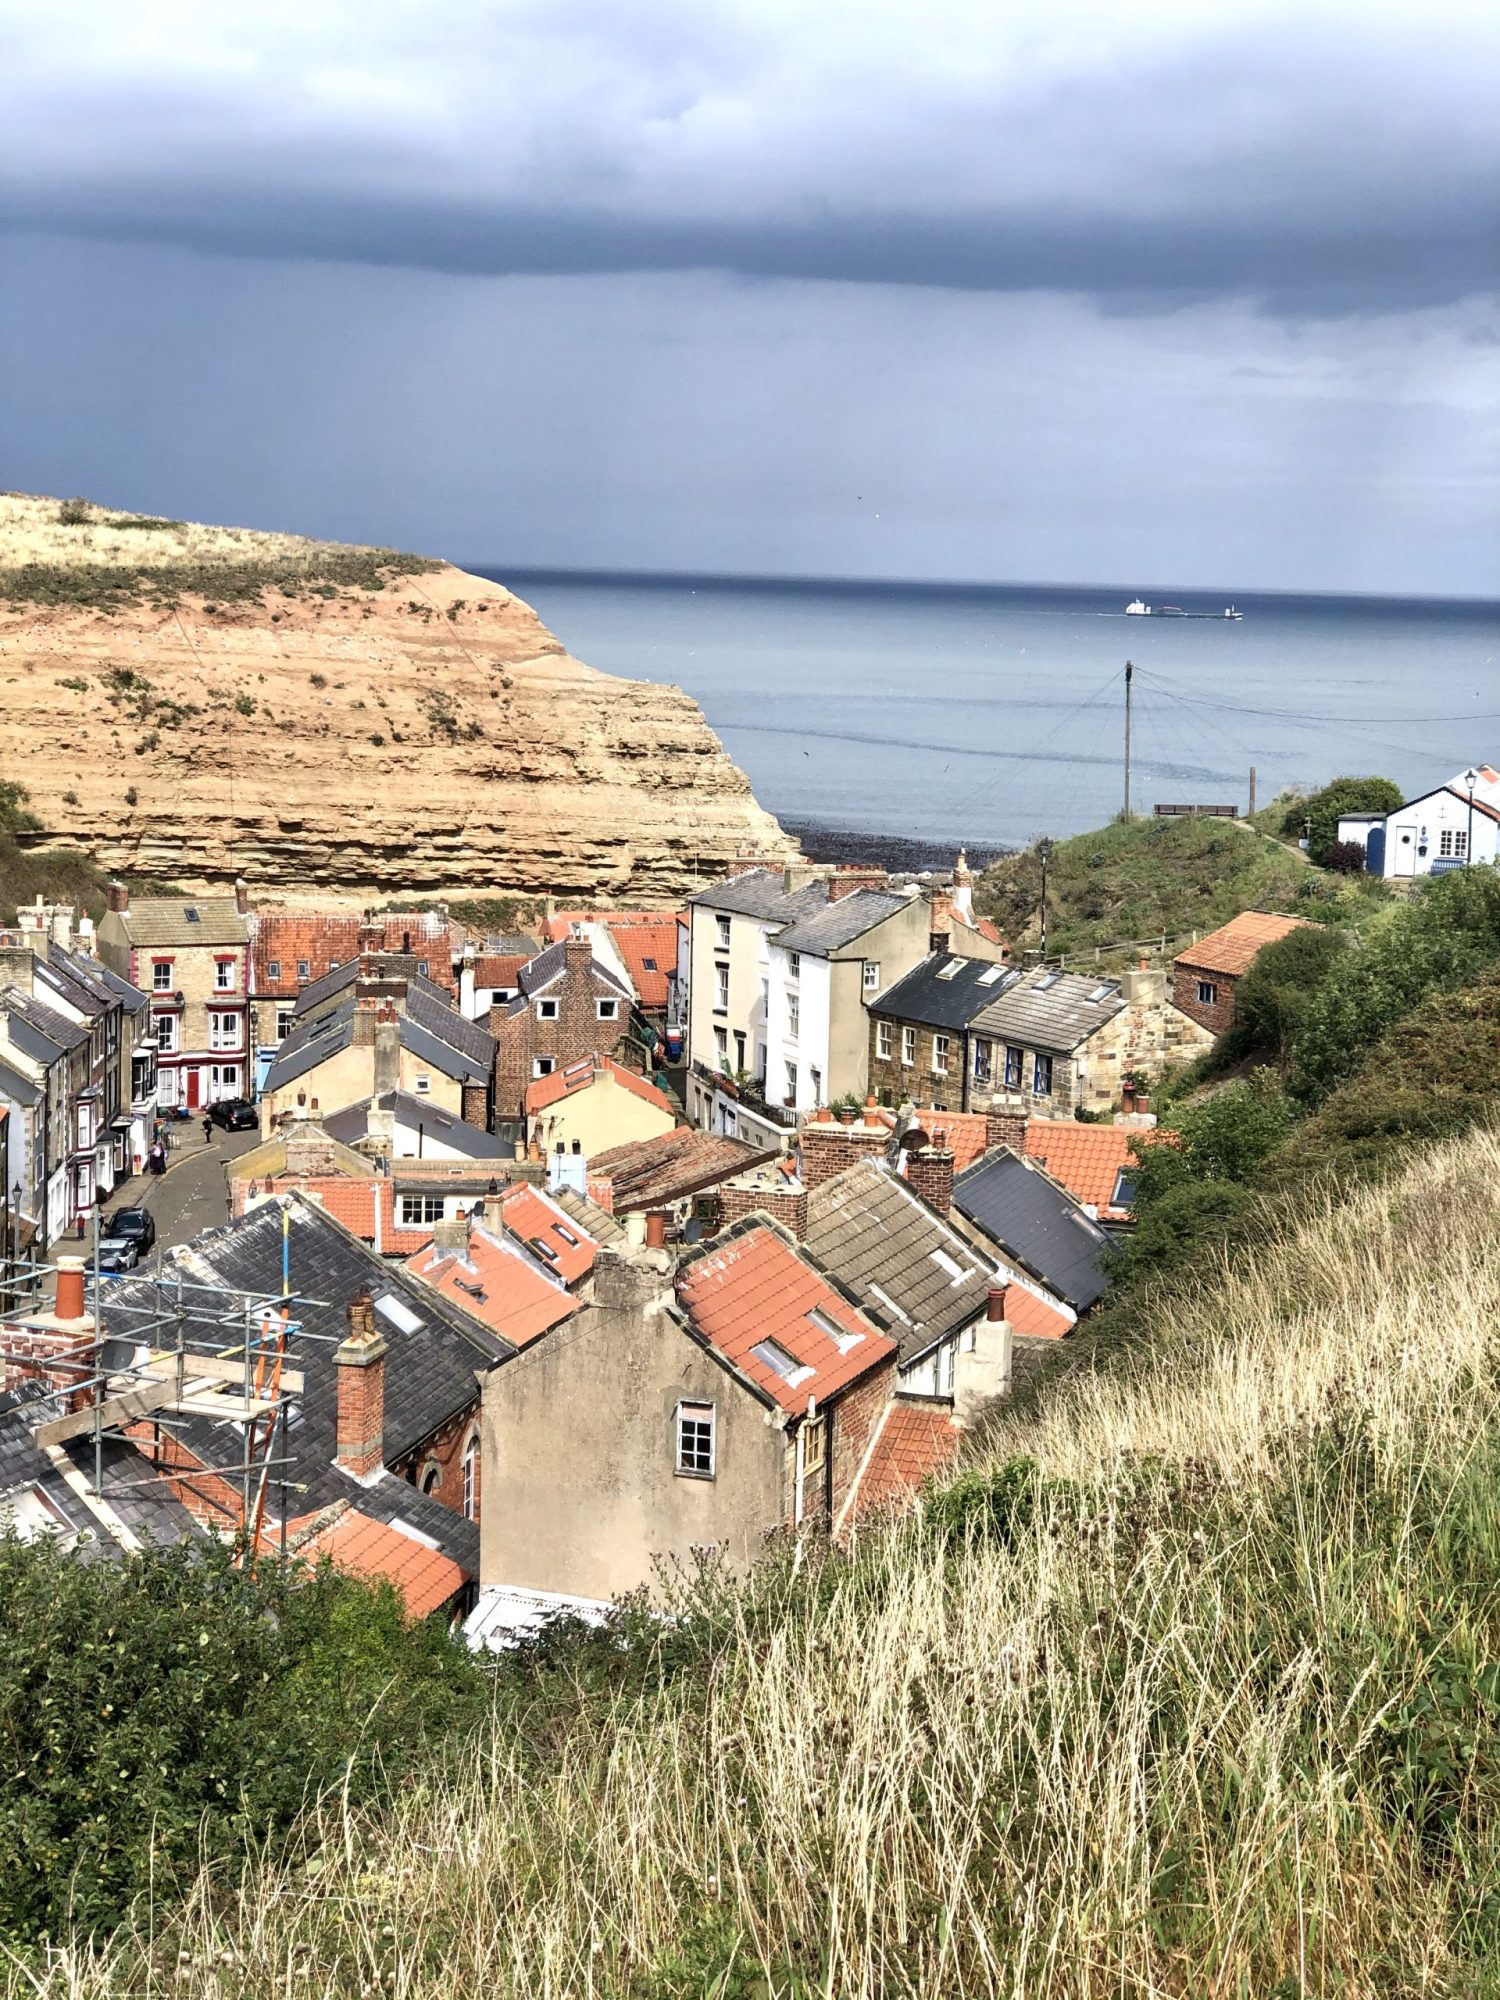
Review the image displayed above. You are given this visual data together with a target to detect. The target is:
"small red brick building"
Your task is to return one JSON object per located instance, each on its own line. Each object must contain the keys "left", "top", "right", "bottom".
{"left": 1171, "top": 912, "right": 1313, "bottom": 1035}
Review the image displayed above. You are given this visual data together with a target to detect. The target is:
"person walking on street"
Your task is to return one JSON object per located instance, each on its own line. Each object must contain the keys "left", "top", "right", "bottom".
{"left": 201, "top": 1114, "right": 214, "bottom": 1147}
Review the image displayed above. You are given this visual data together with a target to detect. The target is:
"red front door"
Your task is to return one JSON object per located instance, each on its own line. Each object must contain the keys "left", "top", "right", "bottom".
{"left": 185, "top": 1067, "right": 201, "bottom": 1109}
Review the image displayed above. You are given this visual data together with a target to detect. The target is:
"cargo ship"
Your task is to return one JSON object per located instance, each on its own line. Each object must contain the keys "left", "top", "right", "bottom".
{"left": 1126, "top": 599, "right": 1243, "bottom": 619}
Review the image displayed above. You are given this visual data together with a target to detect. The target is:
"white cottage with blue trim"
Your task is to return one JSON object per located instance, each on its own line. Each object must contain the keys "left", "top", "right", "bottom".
{"left": 1338, "top": 765, "right": 1500, "bottom": 878}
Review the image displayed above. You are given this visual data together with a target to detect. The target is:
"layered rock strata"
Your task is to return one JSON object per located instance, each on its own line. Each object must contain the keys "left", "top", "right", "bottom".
{"left": 0, "top": 498, "right": 792, "bottom": 906}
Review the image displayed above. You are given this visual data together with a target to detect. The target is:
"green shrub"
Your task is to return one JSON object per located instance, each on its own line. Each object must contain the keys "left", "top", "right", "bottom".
{"left": 233, "top": 694, "right": 256, "bottom": 717}
{"left": 1233, "top": 922, "right": 1351, "bottom": 1062}
{"left": 1284, "top": 774, "right": 1402, "bottom": 863}
{"left": 0, "top": 1534, "right": 494, "bottom": 1944}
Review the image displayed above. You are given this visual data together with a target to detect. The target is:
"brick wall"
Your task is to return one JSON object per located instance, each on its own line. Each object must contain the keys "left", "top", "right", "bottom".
{"left": 122, "top": 1422, "right": 245, "bottom": 1532}
{"left": 904, "top": 1142, "right": 955, "bottom": 1216}
{"left": 461, "top": 1080, "right": 491, "bottom": 1128}
{"left": 829, "top": 1356, "right": 897, "bottom": 1521}
{"left": 391, "top": 1400, "right": 483, "bottom": 1524}
{"left": 491, "top": 939, "right": 631, "bottom": 1122}
{"left": 800, "top": 1119, "right": 890, "bottom": 1191}
{"left": 717, "top": 1182, "right": 808, "bottom": 1237}
{"left": 1, "top": 1321, "right": 98, "bottom": 1412}
{"left": 1171, "top": 961, "right": 1237, "bottom": 1036}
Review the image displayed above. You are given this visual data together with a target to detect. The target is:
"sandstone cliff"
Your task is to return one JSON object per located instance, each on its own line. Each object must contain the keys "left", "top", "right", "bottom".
{"left": 0, "top": 496, "right": 792, "bottom": 906}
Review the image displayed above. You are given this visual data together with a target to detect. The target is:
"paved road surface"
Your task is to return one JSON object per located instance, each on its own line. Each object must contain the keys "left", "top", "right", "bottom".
{"left": 100, "top": 1126, "right": 261, "bottom": 1261}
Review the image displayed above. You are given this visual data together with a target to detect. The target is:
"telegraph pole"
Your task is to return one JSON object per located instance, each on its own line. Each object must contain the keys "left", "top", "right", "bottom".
{"left": 1123, "top": 661, "right": 1134, "bottom": 821}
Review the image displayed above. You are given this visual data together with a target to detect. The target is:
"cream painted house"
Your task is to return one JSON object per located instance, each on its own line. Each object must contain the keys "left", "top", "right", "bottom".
{"left": 524, "top": 1057, "right": 676, "bottom": 1160}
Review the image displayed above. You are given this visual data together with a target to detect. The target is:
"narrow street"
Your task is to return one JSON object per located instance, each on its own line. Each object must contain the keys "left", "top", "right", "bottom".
{"left": 98, "top": 1125, "right": 261, "bottom": 1262}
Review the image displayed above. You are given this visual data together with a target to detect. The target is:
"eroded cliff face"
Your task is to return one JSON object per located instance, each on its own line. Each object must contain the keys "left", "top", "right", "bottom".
{"left": 0, "top": 500, "right": 792, "bottom": 905}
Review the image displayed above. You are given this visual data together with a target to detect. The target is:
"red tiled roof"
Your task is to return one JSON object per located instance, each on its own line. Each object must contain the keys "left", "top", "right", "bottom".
{"left": 542, "top": 911, "right": 683, "bottom": 1011}
{"left": 1024, "top": 1119, "right": 1151, "bottom": 1222}
{"left": 675, "top": 1222, "right": 895, "bottom": 1416}
{"left": 525, "top": 1056, "right": 675, "bottom": 1119}
{"left": 293, "top": 1508, "right": 467, "bottom": 1619}
{"left": 252, "top": 914, "right": 361, "bottom": 997}
{"left": 474, "top": 953, "right": 530, "bottom": 990}
{"left": 862, "top": 1105, "right": 991, "bottom": 1173}
{"left": 235, "top": 1170, "right": 503, "bottom": 1256}
{"left": 847, "top": 1400, "right": 965, "bottom": 1520}
{"left": 406, "top": 1226, "right": 578, "bottom": 1346}
{"left": 496, "top": 1184, "right": 598, "bottom": 1284}
{"left": 1174, "top": 911, "right": 1312, "bottom": 979}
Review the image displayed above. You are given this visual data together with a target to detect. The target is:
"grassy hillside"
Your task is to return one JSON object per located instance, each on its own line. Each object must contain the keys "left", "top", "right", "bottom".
{"left": 975, "top": 812, "right": 1341, "bottom": 957}
{"left": 0, "top": 773, "right": 109, "bottom": 924}
{"left": 8, "top": 1119, "right": 1500, "bottom": 1996}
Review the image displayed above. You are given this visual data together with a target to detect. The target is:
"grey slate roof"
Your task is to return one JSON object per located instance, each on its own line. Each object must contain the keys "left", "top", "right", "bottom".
{"left": 404, "top": 985, "right": 495, "bottom": 1071}
{"left": 99, "top": 1197, "right": 508, "bottom": 1568}
{"left": 293, "top": 960, "right": 450, "bottom": 1020}
{"left": 261, "top": 1003, "right": 355, "bottom": 1094}
{"left": 971, "top": 968, "right": 1127, "bottom": 1054}
{"left": 689, "top": 869, "right": 826, "bottom": 922}
{"left": 803, "top": 1158, "right": 998, "bottom": 1365}
{"left": 2, "top": 988, "right": 89, "bottom": 1057}
{"left": 325, "top": 1092, "right": 512, "bottom": 1159}
{"left": 509, "top": 943, "right": 629, "bottom": 1010}
{"left": 111, "top": 897, "right": 248, "bottom": 948}
{"left": 871, "top": 954, "right": 1021, "bottom": 1031}
{"left": 951, "top": 1150, "right": 1113, "bottom": 1310}
{"left": 774, "top": 888, "right": 913, "bottom": 956}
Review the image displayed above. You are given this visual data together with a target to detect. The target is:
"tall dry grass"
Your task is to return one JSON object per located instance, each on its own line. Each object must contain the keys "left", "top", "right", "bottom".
{"left": 8, "top": 1130, "right": 1500, "bottom": 1998}
{"left": 0, "top": 494, "right": 370, "bottom": 574}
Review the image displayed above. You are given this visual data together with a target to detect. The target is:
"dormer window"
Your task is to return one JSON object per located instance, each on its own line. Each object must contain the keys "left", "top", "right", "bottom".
{"left": 296, "top": 959, "right": 310, "bottom": 981}
{"left": 266, "top": 958, "right": 282, "bottom": 981}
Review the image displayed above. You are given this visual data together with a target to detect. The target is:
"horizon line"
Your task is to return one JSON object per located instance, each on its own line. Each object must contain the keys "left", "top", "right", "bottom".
{"left": 461, "top": 561, "right": 1500, "bottom": 611}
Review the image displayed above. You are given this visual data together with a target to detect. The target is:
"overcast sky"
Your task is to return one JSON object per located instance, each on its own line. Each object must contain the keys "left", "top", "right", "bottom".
{"left": 1, "top": 1, "right": 1495, "bottom": 594}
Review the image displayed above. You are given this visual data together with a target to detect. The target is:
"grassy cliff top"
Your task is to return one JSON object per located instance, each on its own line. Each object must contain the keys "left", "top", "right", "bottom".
{"left": 0, "top": 492, "right": 441, "bottom": 611}
{"left": 975, "top": 810, "right": 1355, "bottom": 957}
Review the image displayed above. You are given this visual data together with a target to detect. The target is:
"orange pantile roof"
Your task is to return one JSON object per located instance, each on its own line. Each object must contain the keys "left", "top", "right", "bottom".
{"left": 406, "top": 1225, "right": 578, "bottom": 1346}
{"left": 543, "top": 911, "right": 683, "bottom": 1011}
{"left": 496, "top": 1183, "right": 598, "bottom": 1284}
{"left": 252, "top": 914, "right": 361, "bottom": 997}
{"left": 1024, "top": 1119, "right": 1149, "bottom": 1222}
{"left": 847, "top": 1399, "right": 965, "bottom": 1520}
{"left": 524, "top": 1056, "right": 675, "bottom": 1119}
{"left": 474, "top": 953, "right": 530, "bottom": 990}
{"left": 1174, "top": 911, "right": 1312, "bottom": 980}
{"left": 675, "top": 1222, "right": 895, "bottom": 1416}
{"left": 237, "top": 1170, "right": 500, "bottom": 1256}
{"left": 1001, "top": 1281, "right": 1073, "bottom": 1341}
{"left": 294, "top": 1508, "right": 466, "bottom": 1620}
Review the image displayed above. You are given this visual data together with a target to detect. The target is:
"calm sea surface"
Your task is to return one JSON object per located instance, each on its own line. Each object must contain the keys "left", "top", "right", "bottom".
{"left": 481, "top": 571, "right": 1500, "bottom": 854}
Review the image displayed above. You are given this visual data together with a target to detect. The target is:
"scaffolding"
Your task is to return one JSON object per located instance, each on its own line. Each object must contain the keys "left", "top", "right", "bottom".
{"left": 0, "top": 1206, "right": 338, "bottom": 1559}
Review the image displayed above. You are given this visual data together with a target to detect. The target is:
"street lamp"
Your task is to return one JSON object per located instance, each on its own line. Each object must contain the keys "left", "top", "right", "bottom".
{"left": 1464, "top": 768, "right": 1477, "bottom": 868}
{"left": 1037, "top": 838, "right": 1055, "bottom": 960}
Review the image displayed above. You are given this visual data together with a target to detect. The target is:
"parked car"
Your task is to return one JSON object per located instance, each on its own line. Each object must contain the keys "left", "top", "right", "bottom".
{"left": 106, "top": 1207, "right": 156, "bottom": 1254}
{"left": 95, "top": 1236, "right": 140, "bottom": 1274}
{"left": 209, "top": 1098, "right": 258, "bottom": 1131}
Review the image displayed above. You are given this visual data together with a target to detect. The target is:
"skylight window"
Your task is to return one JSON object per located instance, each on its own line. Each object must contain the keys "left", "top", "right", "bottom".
{"left": 530, "top": 1239, "right": 560, "bottom": 1264}
{"left": 374, "top": 1293, "right": 423, "bottom": 1335}
{"left": 930, "top": 1248, "right": 971, "bottom": 1284}
{"left": 1034, "top": 970, "right": 1062, "bottom": 990}
{"left": 554, "top": 1224, "right": 580, "bottom": 1246}
{"left": 184, "top": 908, "right": 200, "bottom": 923}
{"left": 751, "top": 1337, "right": 815, "bottom": 1386}
{"left": 936, "top": 957, "right": 966, "bottom": 980}
{"left": 977, "top": 965, "right": 1007, "bottom": 985}
{"left": 1086, "top": 983, "right": 1113, "bottom": 1002}
{"left": 806, "top": 1306, "right": 861, "bottom": 1354}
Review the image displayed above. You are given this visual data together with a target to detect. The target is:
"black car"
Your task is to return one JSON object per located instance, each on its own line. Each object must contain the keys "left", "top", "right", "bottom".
{"left": 107, "top": 1207, "right": 156, "bottom": 1253}
{"left": 209, "top": 1098, "right": 258, "bottom": 1131}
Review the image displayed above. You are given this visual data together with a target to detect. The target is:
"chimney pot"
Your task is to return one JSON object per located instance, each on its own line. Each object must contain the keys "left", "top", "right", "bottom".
{"left": 55, "top": 1256, "right": 87, "bottom": 1323}
{"left": 645, "top": 1211, "right": 668, "bottom": 1249}
{"left": 234, "top": 876, "right": 249, "bottom": 916}
{"left": 986, "top": 1283, "right": 1009, "bottom": 1323}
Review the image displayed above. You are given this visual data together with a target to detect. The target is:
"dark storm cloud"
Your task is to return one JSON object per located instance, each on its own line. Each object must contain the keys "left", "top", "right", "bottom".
{"left": 2, "top": 1, "right": 1495, "bottom": 313}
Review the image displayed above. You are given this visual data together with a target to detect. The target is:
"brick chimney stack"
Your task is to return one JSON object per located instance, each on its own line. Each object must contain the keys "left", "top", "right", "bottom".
{"left": 798, "top": 1104, "right": 891, "bottom": 1191}
{"left": 827, "top": 866, "right": 890, "bottom": 904}
{"left": 984, "top": 1107, "right": 1029, "bottom": 1156}
{"left": 905, "top": 1130, "right": 955, "bottom": 1217}
{"left": 334, "top": 1289, "right": 389, "bottom": 1479}
{"left": 563, "top": 932, "right": 592, "bottom": 975}
{"left": 2, "top": 1257, "right": 98, "bottom": 1414}
{"left": 106, "top": 881, "right": 129, "bottom": 915}
{"left": 928, "top": 889, "right": 953, "bottom": 953}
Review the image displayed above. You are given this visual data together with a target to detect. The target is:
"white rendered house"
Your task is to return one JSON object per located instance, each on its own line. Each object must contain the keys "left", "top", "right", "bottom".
{"left": 1338, "top": 765, "right": 1500, "bottom": 878}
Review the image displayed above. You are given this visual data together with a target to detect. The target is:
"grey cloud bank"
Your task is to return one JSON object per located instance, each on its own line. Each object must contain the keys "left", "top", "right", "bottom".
{"left": 1, "top": 0, "right": 1495, "bottom": 595}
{"left": 2, "top": 0, "right": 1496, "bottom": 312}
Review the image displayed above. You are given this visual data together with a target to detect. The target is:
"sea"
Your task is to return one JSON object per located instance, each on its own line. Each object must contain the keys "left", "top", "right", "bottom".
{"left": 480, "top": 571, "right": 1500, "bottom": 863}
